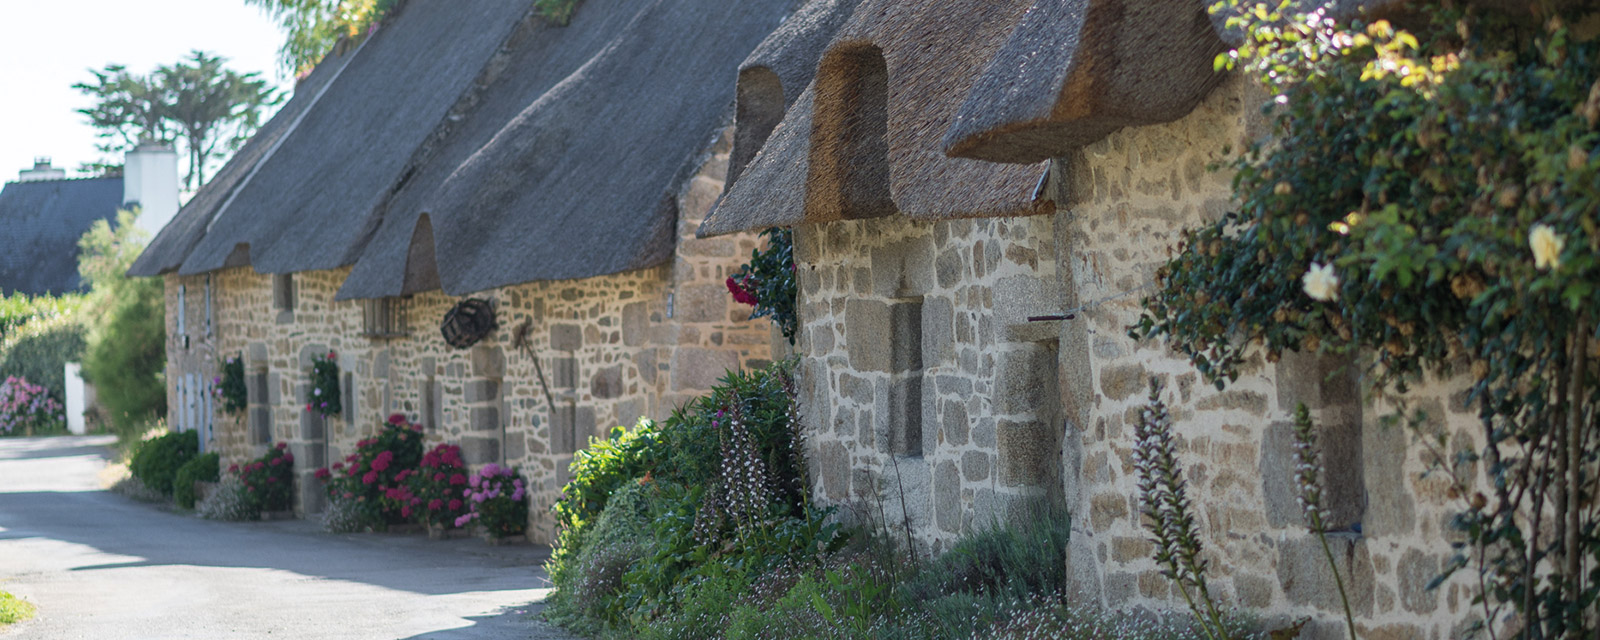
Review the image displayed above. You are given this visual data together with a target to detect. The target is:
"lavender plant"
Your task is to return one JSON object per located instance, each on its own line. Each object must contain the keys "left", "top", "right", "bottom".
{"left": 1132, "top": 378, "right": 1228, "bottom": 640}
{"left": 1292, "top": 403, "right": 1357, "bottom": 640}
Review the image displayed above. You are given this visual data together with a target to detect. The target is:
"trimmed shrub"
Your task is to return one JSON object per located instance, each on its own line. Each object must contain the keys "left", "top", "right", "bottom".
{"left": 173, "top": 452, "right": 220, "bottom": 509}
{"left": 129, "top": 429, "right": 198, "bottom": 495}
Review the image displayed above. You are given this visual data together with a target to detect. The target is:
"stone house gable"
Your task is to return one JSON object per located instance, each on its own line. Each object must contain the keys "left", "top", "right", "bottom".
{"left": 700, "top": 0, "right": 1483, "bottom": 636}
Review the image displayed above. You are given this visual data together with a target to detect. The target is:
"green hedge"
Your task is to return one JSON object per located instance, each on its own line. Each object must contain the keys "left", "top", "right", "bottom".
{"left": 130, "top": 430, "right": 198, "bottom": 496}
{"left": 0, "top": 314, "right": 86, "bottom": 405}
{"left": 173, "top": 452, "right": 220, "bottom": 509}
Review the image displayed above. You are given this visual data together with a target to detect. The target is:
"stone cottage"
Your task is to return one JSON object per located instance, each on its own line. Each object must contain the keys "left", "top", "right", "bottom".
{"left": 699, "top": 0, "right": 1490, "bottom": 636}
{"left": 128, "top": 0, "right": 805, "bottom": 542}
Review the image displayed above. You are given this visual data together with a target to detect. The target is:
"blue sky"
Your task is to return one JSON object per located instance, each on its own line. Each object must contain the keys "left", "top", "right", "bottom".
{"left": 0, "top": 0, "right": 286, "bottom": 180}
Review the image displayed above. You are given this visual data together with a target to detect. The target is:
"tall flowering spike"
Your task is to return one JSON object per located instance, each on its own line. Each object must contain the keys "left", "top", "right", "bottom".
{"left": 1291, "top": 403, "right": 1330, "bottom": 530}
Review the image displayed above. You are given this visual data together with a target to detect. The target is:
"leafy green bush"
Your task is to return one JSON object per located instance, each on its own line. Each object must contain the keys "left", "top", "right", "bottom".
{"left": 173, "top": 452, "right": 220, "bottom": 509}
{"left": 216, "top": 355, "right": 246, "bottom": 414}
{"left": 78, "top": 210, "right": 165, "bottom": 437}
{"left": 0, "top": 292, "right": 83, "bottom": 341}
{"left": 129, "top": 429, "right": 198, "bottom": 495}
{"left": 0, "top": 313, "right": 86, "bottom": 402}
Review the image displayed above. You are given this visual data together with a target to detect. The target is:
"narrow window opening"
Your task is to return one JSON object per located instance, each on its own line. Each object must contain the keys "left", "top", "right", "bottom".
{"left": 204, "top": 275, "right": 213, "bottom": 337}
{"left": 177, "top": 284, "right": 187, "bottom": 339}
{"left": 272, "top": 274, "right": 296, "bottom": 313}
{"left": 889, "top": 298, "right": 924, "bottom": 457}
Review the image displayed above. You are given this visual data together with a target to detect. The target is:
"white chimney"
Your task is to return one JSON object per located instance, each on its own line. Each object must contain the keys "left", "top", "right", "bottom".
{"left": 124, "top": 143, "right": 180, "bottom": 238}
{"left": 17, "top": 157, "right": 66, "bottom": 182}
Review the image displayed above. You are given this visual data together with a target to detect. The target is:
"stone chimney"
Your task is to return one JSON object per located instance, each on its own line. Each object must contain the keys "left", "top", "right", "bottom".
{"left": 17, "top": 157, "right": 66, "bottom": 182}
{"left": 123, "top": 142, "right": 180, "bottom": 238}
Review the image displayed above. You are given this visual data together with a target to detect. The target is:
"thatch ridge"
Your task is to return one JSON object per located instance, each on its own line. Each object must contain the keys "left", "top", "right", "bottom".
{"left": 335, "top": 0, "right": 803, "bottom": 299}
{"left": 127, "top": 44, "right": 355, "bottom": 278}
{"left": 174, "top": 0, "right": 529, "bottom": 277}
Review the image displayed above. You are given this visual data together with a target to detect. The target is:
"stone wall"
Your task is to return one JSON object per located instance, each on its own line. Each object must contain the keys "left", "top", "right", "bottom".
{"left": 794, "top": 76, "right": 1480, "bottom": 638}
{"left": 159, "top": 130, "right": 774, "bottom": 543}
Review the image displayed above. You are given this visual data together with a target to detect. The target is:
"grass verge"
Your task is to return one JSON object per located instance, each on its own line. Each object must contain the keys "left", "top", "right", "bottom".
{"left": 0, "top": 590, "right": 36, "bottom": 627}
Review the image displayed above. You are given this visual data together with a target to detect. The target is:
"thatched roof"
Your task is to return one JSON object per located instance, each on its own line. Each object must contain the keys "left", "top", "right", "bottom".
{"left": 0, "top": 177, "right": 122, "bottom": 295}
{"left": 127, "top": 45, "right": 355, "bottom": 277}
{"left": 943, "top": 0, "right": 1228, "bottom": 164}
{"left": 699, "top": 0, "right": 1054, "bottom": 237}
{"left": 334, "top": 0, "right": 802, "bottom": 299}
{"left": 172, "top": 0, "right": 530, "bottom": 277}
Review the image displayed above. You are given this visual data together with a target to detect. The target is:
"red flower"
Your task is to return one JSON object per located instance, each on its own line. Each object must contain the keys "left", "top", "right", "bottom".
{"left": 449, "top": 473, "right": 466, "bottom": 486}
{"left": 327, "top": 351, "right": 337, "bottom": 360}
{"left": 266, "top": 476, "right": 277, "bottom": 483}
{"left": 372, "top": 450, "right": 394, "bottom": 472}
{"left": 434, "top": 473, "right": 446, "bottom": 483}
{"left": 726, "top": 276, "right": 758, "bottom": 306}
{"left": 400, "top": 506, "right": 411, "bottom": 518}
{"left": 362, "top": 470, "right": 378, "bottom": 485}
{"left": 269, "top": 457, "right": 281, "bottom": 466}
{"left": 228, "top": 464, "right": 239, "bottom": 473}
{"left": 387, "top": 413, "right": 406, "bottom": 425}
{"left": 276, "top": 442, "right": 288, "bottom": 450}
{"left": 428, "top": 499, "right": 442, "bottom": 510}
{"left": 447, "top": 499, "right": 462, "bottom": 511}
{"left": 314, "top": 468, "right": 331, "bottom": 480}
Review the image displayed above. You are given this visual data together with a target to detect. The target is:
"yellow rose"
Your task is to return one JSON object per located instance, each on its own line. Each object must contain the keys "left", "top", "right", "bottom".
{"left": 1529, "top": 224, "right": 1564, "bottom": 271}
{"left": 1302, "top": 262, "right": 1340, "bottom": 302}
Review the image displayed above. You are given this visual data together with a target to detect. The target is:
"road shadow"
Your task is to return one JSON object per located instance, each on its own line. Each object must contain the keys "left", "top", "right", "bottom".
{"left": 397, "top": 602, "right": 572, "bottom": 640}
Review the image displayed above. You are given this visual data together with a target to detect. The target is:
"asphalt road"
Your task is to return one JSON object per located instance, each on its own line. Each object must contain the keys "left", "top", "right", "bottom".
{"left": 0, "top": 435, "right": 575, "bottom": 639}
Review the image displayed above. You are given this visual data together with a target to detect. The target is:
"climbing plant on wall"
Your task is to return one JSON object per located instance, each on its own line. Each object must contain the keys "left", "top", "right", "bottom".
{"left": 305, "top": 351, "right": 341, "bottom": 418}
{"left": 1133, "top": 2, "right": 1600, "bottom": 636}
{"left": 727, "top": 227, "right": 798, "bottom": 343}
{"left": 216, "top": 355, "right": 247, "bottom": 415}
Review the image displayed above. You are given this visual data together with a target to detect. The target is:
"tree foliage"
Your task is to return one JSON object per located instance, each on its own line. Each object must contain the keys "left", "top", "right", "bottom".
{"left": 245, "top": 0, "right": 398, "bottom": 75}
{"left": 78, "top": 210, "right": 166, "bottom": 434}
{"left": 1136, "top": 2, "right": 1600, "bottom": 636}
{"left": 74, "top": 51, "right": 279, "bottom": 188}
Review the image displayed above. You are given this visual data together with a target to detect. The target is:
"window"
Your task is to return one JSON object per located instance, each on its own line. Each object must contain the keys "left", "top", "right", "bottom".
{"left": 204, "top": 275, "right": 213, "bottom": 337}
{"left": 361, "top": 297, "right": 406, "bottom": 338}
{"left": 177, "top": 284, "right": 187, "bottom": 338}
{"left": 889, "top": 298, "right": 924, "bottom": 457}
{"left": 272, "top": 273, "right": 295, "bottom": 312}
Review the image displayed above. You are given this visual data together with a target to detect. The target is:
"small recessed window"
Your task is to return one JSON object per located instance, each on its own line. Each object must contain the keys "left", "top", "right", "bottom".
{"left": 272, "top": 273, "right": 295, "bottom": 312}
{"left": 361, "top": 297, "right": 406, "bottom": 338}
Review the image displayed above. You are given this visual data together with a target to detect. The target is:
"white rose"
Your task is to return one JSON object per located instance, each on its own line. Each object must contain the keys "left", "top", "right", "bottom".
{"left": 1302, "top": 262, "right": 1340, "bottom": 302}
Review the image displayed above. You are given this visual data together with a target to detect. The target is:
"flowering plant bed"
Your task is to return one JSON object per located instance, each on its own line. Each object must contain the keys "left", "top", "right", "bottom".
{"left": 315, "top": 414, "right": 423, "bottom": 529}
{"left": 0, "top": 376, "right": 63, "bottom": 436}
{"left": 405, "top": 442, "right": 471, "bottom": 531}
{"left": 456, "top": 463, "right": 528, "bottom": 540}
{"left": 305, "top": 351, "right": 341, "bottom": 417}
{"left": 233, "top": 442, "right": 294, "bottom": 514}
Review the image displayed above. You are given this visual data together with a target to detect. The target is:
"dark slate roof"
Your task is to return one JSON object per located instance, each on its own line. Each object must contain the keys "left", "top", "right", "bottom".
{"left": 334, "top": 0, "right": 802, "bottom": 299}
{"left": 127, "top": 43, "right": 356, "bottom": 277}
{"left": 0, "top": 178, "right": 123, "bottom": 295}
{"left": 699, "top": 0, "right": 1053, "bottom": 237}
{"left": 174, "top": 0, "right": 531, "bottom": 276}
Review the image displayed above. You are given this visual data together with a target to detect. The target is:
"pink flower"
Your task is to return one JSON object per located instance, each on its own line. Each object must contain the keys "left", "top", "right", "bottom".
{"left": 363, "top": 470, "right": 378, "bottom": 485}
{"left": 371, "top": 450, "right": 394, "bottom": 472}
{"left": 314, "top": 468, "right": 331, "bottom": 481}
{"left": 454, "top": 513, "right": 475, "bottom": 528}
{"left": 447, "top": 499, "right": 462, "bottom": 511}
{"left": 276, "top": 442, "right": 288, "bottom": 450}
{"left": 387, "top": 413, "right": 406, "bottom": 425}
{"left": 449, "top": 473, "right": 466, "bottom": 486}
{"left": 401, "top": 506, "right": 411, "bottom": 518}
{"left": 726, "top": 276, "right": 758, "bottom": 306}
{"left": 434, "top": 473, "right": 446, "bottom": 483}
{"left": 428, "top": 499, "right": 442, "bottom": 510}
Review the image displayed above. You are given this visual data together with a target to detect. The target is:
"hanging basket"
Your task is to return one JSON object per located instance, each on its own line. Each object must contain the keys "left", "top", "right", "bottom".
{"left": 441, "top": 298, "right": 496, "bottom": 349}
